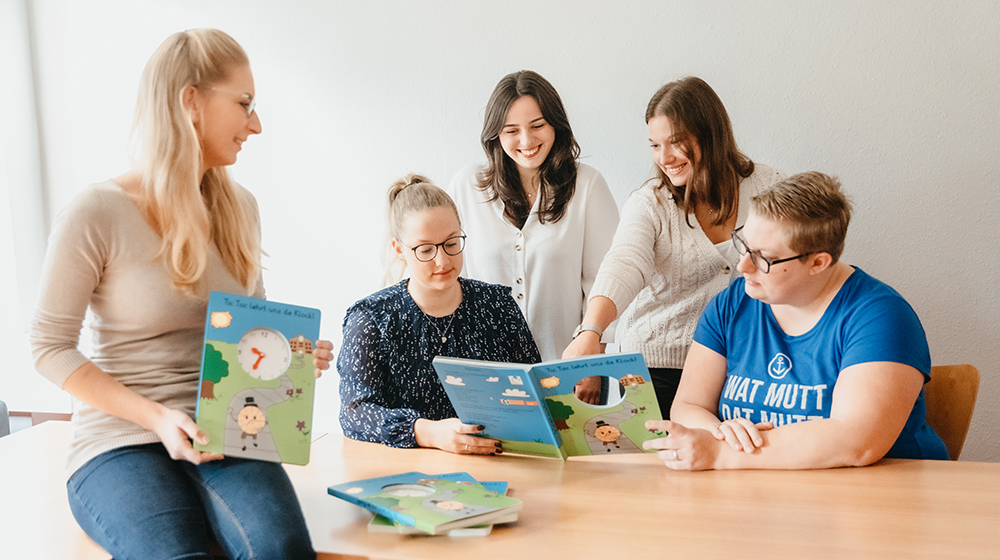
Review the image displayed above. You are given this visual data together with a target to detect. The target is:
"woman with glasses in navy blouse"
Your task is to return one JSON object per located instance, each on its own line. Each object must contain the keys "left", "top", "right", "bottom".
{"left": 337, "top": 174, "right": 541, "bottom": 454}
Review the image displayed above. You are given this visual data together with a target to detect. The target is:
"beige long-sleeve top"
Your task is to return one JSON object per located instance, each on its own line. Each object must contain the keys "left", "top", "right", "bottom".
{"left": 590, "top": 164, "right": 786, "bottom": 369}
{"left": 30, "top": 180, "right": 263, "bottom": 476}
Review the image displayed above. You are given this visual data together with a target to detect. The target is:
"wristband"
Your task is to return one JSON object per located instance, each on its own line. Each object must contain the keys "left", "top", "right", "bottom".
{"left": 572, "top": 323, "right": 603, "bottom": 340}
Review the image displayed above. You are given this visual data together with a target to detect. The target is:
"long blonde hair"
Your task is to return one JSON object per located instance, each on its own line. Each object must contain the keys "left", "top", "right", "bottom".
{"left": 381, "top": 174, "right": 460, "bottom": 287}
{"left": 131, "top": 28, "right": 260, "bottom": 294}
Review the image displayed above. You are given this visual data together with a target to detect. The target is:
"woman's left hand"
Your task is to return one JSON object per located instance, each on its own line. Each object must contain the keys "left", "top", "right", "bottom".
{"left": 711, "top": 418, "right": 773, "bottom": 453}
{"left": 642, "top": 419, "right": 726, "bottom": 471}
{"left": 312, "top": 340, "right": 334, "bottom": 378}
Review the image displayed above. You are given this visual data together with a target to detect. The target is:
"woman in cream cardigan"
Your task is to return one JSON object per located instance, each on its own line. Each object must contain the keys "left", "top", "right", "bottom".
{"left": 563, "top": 77, "right": 785, "bottom": 414}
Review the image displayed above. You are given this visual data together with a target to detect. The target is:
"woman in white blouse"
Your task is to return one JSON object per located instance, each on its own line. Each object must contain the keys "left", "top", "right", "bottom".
{"left": 448, "top": 70, "right": 619, "bottom": 365}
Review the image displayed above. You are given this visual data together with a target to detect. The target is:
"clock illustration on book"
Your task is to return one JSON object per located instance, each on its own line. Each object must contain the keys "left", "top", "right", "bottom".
{"left": 237, "top": 326, "right": 292, "bottom": 380}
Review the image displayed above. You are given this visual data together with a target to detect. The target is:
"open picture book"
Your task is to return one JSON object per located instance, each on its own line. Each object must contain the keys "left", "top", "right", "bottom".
{"left": 328, "top": 472, "right": 522, "bottom": 535}
{"left": 431, "top": 352, "right": 664, "bottom": 460}
{"left": 194, "top": 291, "right": 321, "bottom": 465}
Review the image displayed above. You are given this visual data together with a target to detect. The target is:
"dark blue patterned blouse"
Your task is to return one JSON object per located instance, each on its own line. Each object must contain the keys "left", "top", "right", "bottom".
{"left": 338, "top": 277, "right": 541, "bottom": 448}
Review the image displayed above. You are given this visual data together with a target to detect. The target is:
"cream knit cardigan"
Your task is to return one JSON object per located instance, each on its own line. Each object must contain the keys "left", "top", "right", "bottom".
{"left": 589, "top": 164, "right": 785, "bottom": 369}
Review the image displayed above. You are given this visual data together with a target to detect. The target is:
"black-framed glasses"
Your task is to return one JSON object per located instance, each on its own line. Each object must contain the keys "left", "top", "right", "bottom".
{"left": 409, "top": 235, "right": 466, "bottom": 262}
{"left": 731, "top": 226, "right": 809, "bottom": 274}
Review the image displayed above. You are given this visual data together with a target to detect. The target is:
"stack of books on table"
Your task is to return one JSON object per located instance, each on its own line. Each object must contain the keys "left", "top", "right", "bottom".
{"left": 328, "top": 471, "right": 520, "bottom": 536}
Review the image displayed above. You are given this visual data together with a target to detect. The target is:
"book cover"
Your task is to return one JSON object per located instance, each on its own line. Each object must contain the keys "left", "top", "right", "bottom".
{"left": 194, "top": 291, "right": 321, "bottom": 465}
{"left": 432, "top": 353, "right": 664, "bottom": 460}
{"left": 367, "top": 475, "right": 515, "bottom": 536}
{"left": 328, "top": 472, "right": 522, "bottom": 535}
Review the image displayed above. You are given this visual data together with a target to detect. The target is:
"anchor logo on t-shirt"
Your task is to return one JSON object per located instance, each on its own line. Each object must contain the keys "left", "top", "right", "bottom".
{"left": 768, "top": 353, "right": 792, "bottom": 379}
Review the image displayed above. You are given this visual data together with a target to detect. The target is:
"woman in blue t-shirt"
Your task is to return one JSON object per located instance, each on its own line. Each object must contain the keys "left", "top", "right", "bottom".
{"left": 337, "top": 174, "right": 541, "bottom": 454}
{"left": 644, "top": 172, "right": 948, "bottom": 469}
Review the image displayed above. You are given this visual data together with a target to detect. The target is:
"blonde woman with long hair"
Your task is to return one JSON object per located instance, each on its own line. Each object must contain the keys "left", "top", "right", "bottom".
{"left": 30, "top": 29, "right": 328, "bottom": 559}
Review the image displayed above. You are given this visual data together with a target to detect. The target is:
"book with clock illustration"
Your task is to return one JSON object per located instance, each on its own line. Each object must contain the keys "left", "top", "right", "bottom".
{"left": 194, "top": 291, "right": 321, "bottom": 465}
{"left": 328, "top": 471, "right": 522, "bottom": 535}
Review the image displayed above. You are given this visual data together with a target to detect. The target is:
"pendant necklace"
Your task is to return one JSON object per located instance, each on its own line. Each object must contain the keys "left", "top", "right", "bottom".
{"left": 422, "top": 310, "right": 456, "bottom": 343}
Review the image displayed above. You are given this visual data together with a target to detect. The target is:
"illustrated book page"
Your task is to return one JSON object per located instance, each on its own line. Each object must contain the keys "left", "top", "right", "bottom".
{"left": 329, "top": 471, "right": 522, "bottom": 535}
{"left": 194, "top": 291, "right": 322, "bottom": 465}
{"left": 368, "top": 474, "right": 514, "bottom": 536}
{"left": 433, "top": 353, "right": 663, "bottom": 460}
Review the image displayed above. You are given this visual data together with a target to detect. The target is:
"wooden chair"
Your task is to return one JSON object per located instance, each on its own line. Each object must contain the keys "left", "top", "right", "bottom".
{"left": 924, "top": 364, "right": 980, "bottom": 460}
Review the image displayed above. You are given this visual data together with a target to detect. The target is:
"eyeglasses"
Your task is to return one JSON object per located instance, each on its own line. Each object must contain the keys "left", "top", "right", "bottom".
{"left": 205, "top": 86, "right": 256, "bottom": 117}
{"left": 409, "top": 235, "right": 466, "bottom": 262}
{"left": 731, "top": 226, "right": 810, "bottom": 273}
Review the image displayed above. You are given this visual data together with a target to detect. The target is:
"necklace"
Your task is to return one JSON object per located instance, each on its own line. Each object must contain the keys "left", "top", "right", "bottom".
{"left": 526, "top": 187, "right": 538, "bottom": 205}
{"left": 422, "top": 310, "right": 456, "bottom": 343}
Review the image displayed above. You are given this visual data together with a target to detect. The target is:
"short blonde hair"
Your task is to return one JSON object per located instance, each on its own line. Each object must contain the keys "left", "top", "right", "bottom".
{"left": 381, "top": 174, "right": 460, "bottom": 286}
{"left": 750, "top": 171, "right": 853, "bottom": 263}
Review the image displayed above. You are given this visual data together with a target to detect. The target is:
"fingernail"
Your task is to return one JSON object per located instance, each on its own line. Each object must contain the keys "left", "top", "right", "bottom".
{"left": 477, "top": 425, "right": 486, "bottom": 431}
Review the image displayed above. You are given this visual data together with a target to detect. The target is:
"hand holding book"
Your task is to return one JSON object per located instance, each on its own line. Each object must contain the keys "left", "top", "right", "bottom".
{"left": 413, "top": 418, "right": 502, "bottom": 456}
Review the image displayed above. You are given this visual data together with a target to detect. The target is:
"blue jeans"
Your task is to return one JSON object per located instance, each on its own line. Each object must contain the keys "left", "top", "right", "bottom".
{"left": 67, "top": 443, "right": 314, "bottom": 560}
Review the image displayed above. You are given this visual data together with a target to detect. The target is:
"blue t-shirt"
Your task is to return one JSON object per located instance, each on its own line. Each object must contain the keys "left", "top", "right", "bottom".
{"left": 694, "top": 267, "right": 948, "bottom": 460}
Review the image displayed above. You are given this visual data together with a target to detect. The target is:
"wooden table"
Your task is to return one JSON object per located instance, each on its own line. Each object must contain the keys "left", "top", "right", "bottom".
{"left": 296, "top": 434, "right": 1000, "bottom": 560}
{"left": 3, "top": 422, "right": 1000, "bottom": 559}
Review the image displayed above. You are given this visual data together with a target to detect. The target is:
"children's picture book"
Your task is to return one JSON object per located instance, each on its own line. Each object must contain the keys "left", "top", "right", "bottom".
{"left": 194, "top": 291, "right": 321, "bottom": 465}
{"left": 328, "top": 472, "right": 522, "bottom": 535}
{"left": 367, "top": 474, "right": 515, "bottom": 537}
{"left": 431, "top": 353, "right": 664, "bottom": 460}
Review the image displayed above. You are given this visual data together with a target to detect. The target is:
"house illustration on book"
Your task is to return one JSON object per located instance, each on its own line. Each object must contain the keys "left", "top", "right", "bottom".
{"left": 619, "top": 374, "right": 647, "bottom": 387}
{"left": 289, "top": 335, "right": 314, "bottom": 355}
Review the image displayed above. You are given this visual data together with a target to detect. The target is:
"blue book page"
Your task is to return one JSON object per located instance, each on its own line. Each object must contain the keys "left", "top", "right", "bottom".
{"left": 328, "top": 471, "right": 426, "bottom": 527}
{"left": 432, "top": 357, "right": 563, "bottom": 458}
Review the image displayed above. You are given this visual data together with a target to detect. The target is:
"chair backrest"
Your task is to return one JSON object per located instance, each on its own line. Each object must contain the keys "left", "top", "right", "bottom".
{"left": 924, "top": 364, "right": 980, "bottom": 460}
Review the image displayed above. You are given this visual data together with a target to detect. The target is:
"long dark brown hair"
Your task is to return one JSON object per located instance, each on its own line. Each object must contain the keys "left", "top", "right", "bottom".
{"left": 646, "top": 77, "right": 754, "bottom": 228}
{"left": 477, "top": 70, "right": 580, "bottom": 229}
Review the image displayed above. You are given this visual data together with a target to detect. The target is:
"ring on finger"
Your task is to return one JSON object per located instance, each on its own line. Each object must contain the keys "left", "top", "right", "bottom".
{"left": 671, "top": 449, "right": 679, "bottom": 461}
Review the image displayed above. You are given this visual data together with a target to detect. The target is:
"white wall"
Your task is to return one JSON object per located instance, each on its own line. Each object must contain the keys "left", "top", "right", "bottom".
{"left": 0, "top": 0, "right": 71, "bottom": 413}
{"left": 5, "top": 0, "right": 998, "bottom": 461}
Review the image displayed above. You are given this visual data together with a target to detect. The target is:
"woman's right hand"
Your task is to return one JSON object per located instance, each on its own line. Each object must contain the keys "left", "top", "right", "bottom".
{"left": 61, "top": 363, "right": 224, "bottom": 465}
{"left": 149, "top": 404, "right": 224, "bottom": 464}
{"left": 413, "top": 418, "right": 502, "bottom": 455}
{"left": 562, "top": 330, "right": 602, "bottom": 359}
